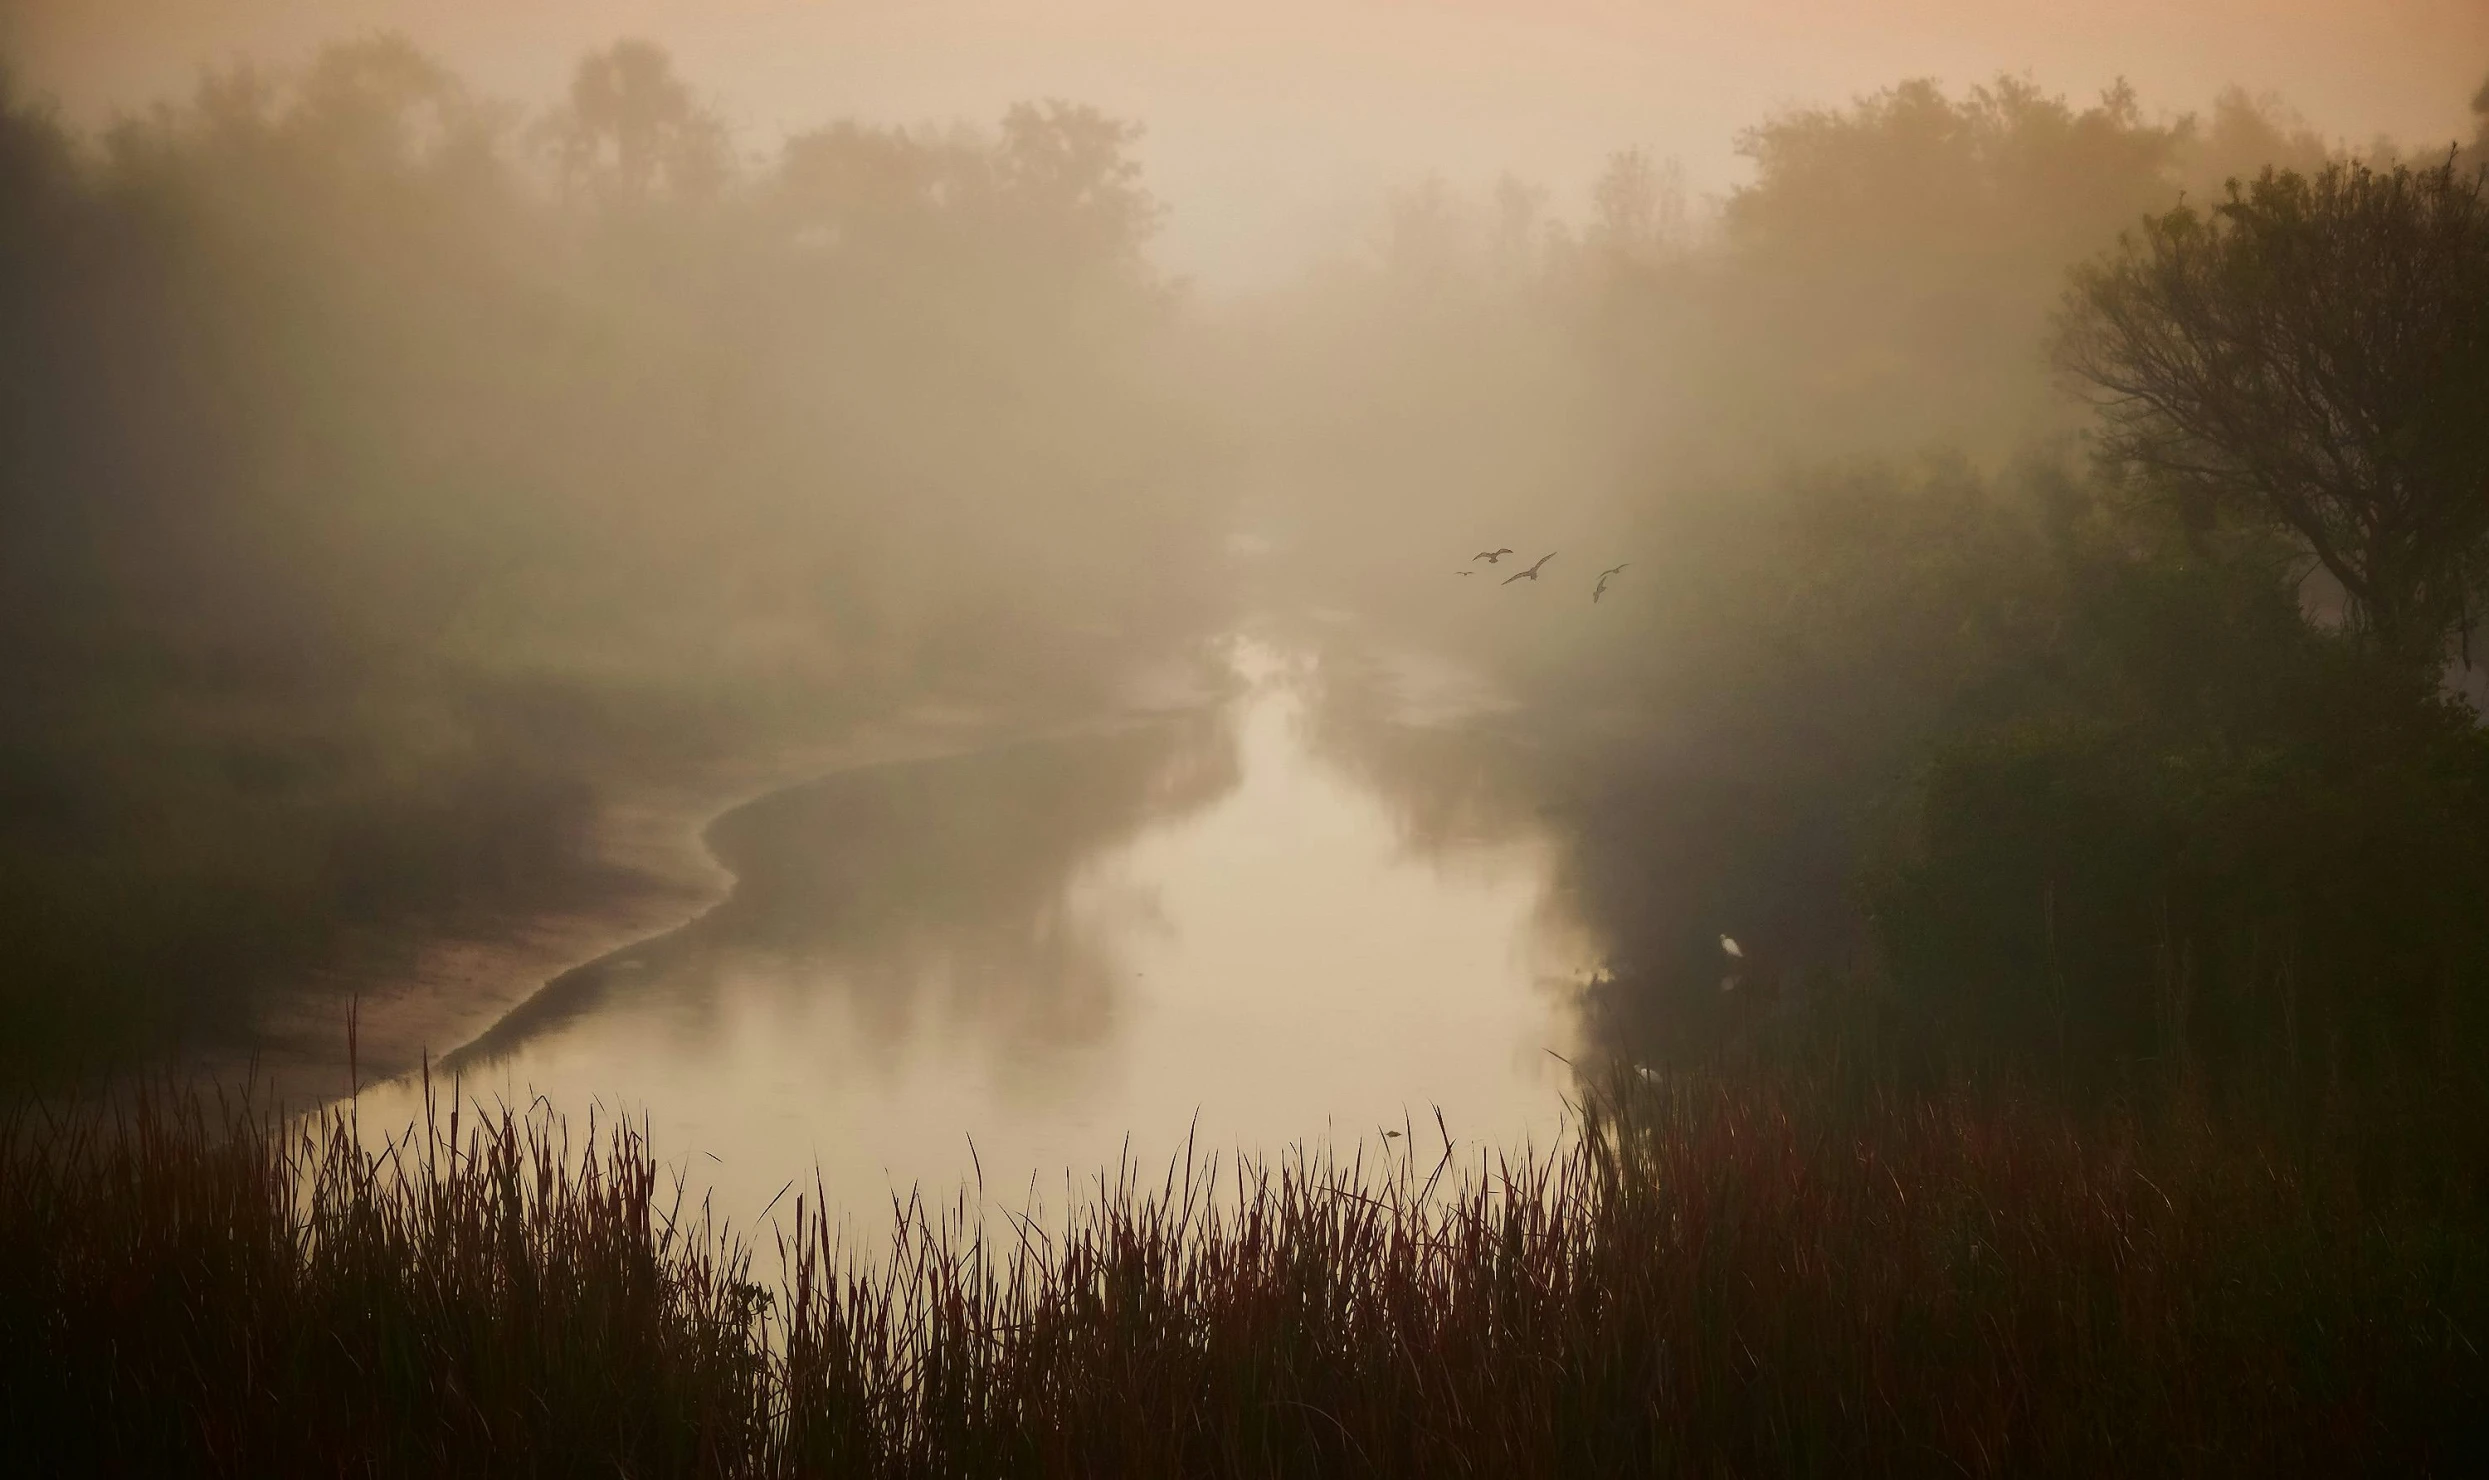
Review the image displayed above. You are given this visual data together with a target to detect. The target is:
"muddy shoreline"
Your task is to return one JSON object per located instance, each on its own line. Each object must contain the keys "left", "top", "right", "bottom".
{"left": 231, "top": 659, "right": 1234, "bottom": 1105}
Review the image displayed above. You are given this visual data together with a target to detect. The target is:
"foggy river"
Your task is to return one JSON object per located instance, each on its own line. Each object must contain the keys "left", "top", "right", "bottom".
{"left": 354, "top": 635, "right": 1595, "bottom": 1229}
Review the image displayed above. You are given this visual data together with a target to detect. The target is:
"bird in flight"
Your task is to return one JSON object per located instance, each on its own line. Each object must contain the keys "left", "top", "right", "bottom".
{"left": 1473, "top": 547, "right": 1514, "bottom": 564}
{"left": 1593, "top": 563, "right": 1628, "bottom": 602}
{"left": 1453, "top": 569, "right": 1475, "bottom": 576}
{"left": 1502, "top": 551, "right": 1557, "bottom": 585}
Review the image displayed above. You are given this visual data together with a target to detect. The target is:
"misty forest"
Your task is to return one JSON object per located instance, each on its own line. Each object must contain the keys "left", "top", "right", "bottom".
{"left": 6, "top": 24, "right": 2489, "bottom": 1475}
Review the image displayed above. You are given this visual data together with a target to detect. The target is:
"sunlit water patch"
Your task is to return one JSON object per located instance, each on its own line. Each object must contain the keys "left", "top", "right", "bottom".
{"left": 351, "top": 637, "right": 1592, "bottom": 1231}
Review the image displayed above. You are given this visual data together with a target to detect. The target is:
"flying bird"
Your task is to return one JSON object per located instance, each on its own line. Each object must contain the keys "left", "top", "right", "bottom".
{"left": 1502, "top": 551, "right": 1557, "bottom": 585}
{"left": 1454, "top": 569, "right": 1475, "bottom": 576}
{"left": 1593, "top": 563, "right": 1628, "bottom": 602}
{"left": 1474, "top": 547, "right": 1514, "bottom": 564}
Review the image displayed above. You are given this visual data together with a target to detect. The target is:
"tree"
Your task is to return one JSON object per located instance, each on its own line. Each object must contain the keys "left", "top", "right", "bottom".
{"left": 285, "top": 35, "right": 486, "bottom": 177}
{"left": 994, "top": 100, "right": 1159, "bottom": 276}
{"left": 2061, "top": 159, "right": 2489, "bottom": 662}
{"left": 1588, "top": 147, "right": 1684, "bottom": 261}
{"left": 542, "top": 40, "right": 728, "bottom": 205}
{"left": 1686, "top": 77, "right": 2193, "bottom": 462}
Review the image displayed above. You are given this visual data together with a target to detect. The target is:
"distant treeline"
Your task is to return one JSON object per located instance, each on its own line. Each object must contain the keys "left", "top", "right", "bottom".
{"left": 0, "top": 39, "right": 1219, "bottom": 1079}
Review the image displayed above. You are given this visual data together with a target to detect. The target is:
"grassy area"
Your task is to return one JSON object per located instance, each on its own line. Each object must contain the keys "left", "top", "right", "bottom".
{"left": 3, "top": 1064, "right": 2482, "bottom": 1476}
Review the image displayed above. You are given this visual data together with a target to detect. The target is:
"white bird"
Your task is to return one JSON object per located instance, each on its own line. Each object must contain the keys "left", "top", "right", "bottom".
{"left": 1719, "top": 934, "right": 1745, "bottom": 993}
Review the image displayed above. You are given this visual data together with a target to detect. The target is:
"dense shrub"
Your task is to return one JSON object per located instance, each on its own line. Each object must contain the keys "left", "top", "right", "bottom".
{"left": 1870, "top": 512, "right": 2489, "bottom": 1084}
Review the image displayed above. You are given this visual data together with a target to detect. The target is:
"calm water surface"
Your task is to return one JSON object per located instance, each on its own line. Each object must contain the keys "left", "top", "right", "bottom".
{"left": 357, "top": 636, "right": 1593, "bottom": 1228}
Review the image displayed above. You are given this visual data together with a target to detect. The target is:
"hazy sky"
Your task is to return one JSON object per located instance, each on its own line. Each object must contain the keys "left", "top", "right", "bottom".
{"left": 8, "top": 1, "right": 2485, "bottom": 285}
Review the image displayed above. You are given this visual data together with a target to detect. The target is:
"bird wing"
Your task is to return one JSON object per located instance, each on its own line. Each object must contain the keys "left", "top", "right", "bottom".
{"left": 1528, "top": 552, "right": 1556, "bottom": 574}
{"left": 1501, "top": 568, "right": 1530, "bottom": 584}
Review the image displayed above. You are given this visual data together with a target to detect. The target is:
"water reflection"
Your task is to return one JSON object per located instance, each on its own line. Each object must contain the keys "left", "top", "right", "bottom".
{"left": 445, "top": 713, "right": 1238, "bottom": 1078}
{"left": 361, "top": 637, "right": 1590, "bottom": 1228}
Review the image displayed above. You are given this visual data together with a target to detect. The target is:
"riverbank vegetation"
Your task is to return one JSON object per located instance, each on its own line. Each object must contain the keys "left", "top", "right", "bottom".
{"left": 5, "top": 1064, "right": 2482, "bottom": 1475}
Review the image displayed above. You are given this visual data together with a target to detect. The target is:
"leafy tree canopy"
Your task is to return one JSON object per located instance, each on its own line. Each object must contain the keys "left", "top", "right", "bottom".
{"left": 2061, "top": 158, "right": 2489, "bottom": 662}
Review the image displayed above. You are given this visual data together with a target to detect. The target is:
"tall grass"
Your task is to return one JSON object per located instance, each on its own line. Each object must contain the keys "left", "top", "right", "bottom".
{"left": 2, "top": 1068, "right": 2481, "bottom": 1476}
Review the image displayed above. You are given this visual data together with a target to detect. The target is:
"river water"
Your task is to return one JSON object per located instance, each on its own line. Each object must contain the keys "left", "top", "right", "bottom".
{"left": 352, "top": 634, "right": 1595, "bottom": 1230}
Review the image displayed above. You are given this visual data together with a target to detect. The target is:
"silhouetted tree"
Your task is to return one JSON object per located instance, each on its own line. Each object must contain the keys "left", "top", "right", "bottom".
{"left": 994, "top": 100, "right": 1160, "bottom": 279}
{"left": 2061, "top": 159, "right": 2489, "bottom": 661}
{"left": 543, "top": 39, "right": 728, "bottom": 204}
{"left": 2186, "top": 87, "right": 2330, "bottom": 197}
{"left": 775, "top": 120, "right": 956, "bottom": 259}
{"left": 285, "top": 35, "right": 498, "bottom": 180}
{"left": 1588, "top": 147, "right": 1684, "bottom": 261}
{"left": 1684, "top": 77, "right": 2194, "bottom": 461}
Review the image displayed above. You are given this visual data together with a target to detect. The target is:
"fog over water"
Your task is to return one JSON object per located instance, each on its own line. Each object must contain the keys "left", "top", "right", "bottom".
{"left": 357, "top": 634, "right": 1592, "bottom": 1225}
{"left": 5, "top": 1, "right": 2487, "bottom": 1220}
